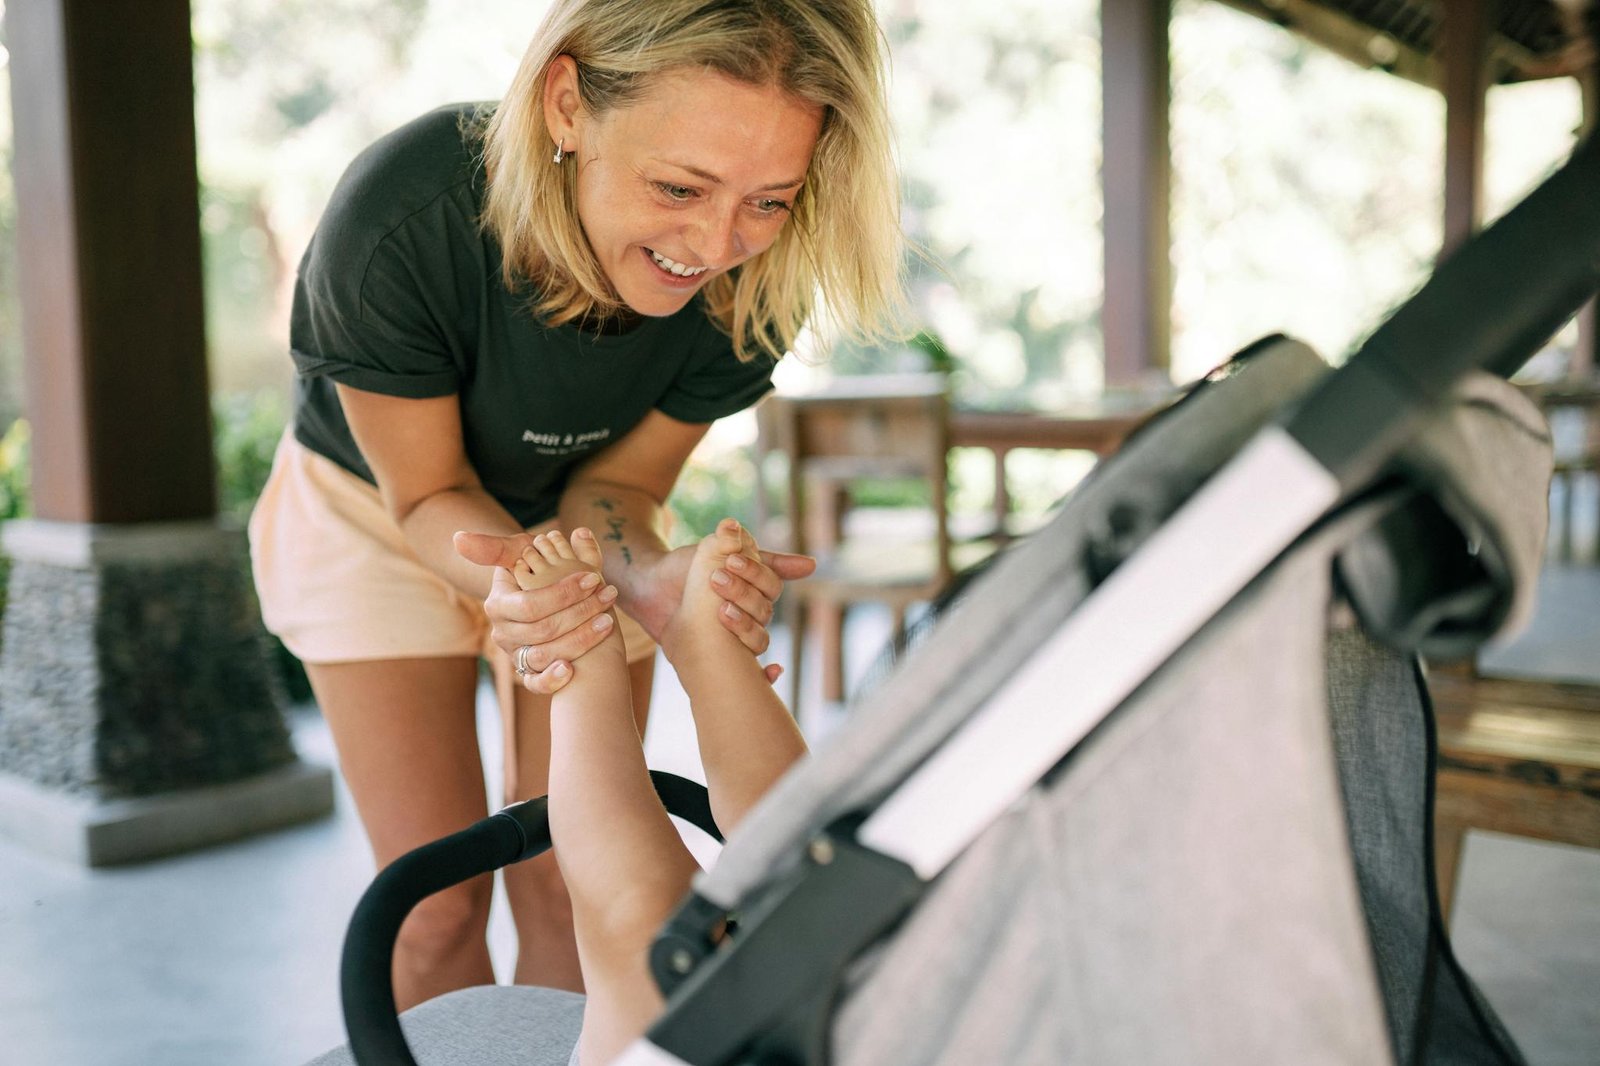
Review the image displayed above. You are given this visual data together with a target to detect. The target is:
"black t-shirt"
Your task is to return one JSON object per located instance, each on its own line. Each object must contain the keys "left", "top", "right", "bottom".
{"left": 289, "top": 104, "right": 777, "bottom": 527}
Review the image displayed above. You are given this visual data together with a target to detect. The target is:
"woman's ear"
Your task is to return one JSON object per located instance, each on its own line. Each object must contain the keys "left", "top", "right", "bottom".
{"left": 542, "top": 54, "right": 583, "bottom": 153}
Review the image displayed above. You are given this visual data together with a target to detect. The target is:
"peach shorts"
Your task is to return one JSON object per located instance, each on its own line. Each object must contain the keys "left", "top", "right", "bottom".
{"left": 248, "top": 432, "right": 656, "bottom": 667}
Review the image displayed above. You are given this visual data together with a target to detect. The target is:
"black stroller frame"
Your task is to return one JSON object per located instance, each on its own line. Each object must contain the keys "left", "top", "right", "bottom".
{"left": 335, "top": 131, "right": 1600, "bottom": 1066}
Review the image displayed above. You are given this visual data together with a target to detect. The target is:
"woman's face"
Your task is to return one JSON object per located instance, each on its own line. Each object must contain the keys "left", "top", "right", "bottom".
{"left": 551, "top": 62, "right": 825, "bottom": 318}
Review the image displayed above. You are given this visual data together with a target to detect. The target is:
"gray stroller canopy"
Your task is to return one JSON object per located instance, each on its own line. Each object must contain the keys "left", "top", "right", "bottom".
{"left": 315, "top": 130, "right": 1597, "bottom": 1066}
{"left": 704, "top": 340, "right": 1547, "bottom": 1066}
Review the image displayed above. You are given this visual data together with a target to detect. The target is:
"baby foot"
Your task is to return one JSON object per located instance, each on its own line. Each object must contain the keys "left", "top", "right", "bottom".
{"left": 513, "top": 528, "right": 605, "bottom": 593}
{"left": 673, "top": 518, "right": 761, "bottom": 639}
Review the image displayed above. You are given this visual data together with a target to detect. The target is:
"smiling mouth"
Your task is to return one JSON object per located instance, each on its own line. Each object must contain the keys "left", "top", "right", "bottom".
{"left": 646, "top": 248, "right": 709, "bottom": 278}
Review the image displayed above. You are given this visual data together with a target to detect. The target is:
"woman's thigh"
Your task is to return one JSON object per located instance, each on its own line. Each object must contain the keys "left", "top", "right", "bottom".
{"left": 308, "top": 656, "right": 489, "bottom": 864}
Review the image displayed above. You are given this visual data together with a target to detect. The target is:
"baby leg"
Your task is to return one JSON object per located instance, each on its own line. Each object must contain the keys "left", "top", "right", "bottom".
{"left": 662, "top": 519, "right": 808, "bottom": 834}
{"left": 519, "top": 530, "right": 698, "bottom": 1065}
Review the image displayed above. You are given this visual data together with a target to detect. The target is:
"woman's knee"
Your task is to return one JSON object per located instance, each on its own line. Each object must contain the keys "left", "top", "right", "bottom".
{"left": 396, "top": 876, "right": 492, "bottom": 962}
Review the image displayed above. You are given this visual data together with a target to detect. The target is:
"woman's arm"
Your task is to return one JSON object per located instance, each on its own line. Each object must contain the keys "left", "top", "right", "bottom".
{"left": 555, "top": 410, "right": 705, "bottom": 640}
{"left": 555, "top": 410, "right": 817, "bottom": 660}
{"left": 337, "top": 384, "right": 615, "bottom": 685}
{"left": 336, "top": 385, "right": 518, "bottom": 598}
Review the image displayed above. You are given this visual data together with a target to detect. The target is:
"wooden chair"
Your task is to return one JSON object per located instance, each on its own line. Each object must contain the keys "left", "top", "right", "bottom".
{"left": 1523, "top": 380, "right": 1600, "bottom": 563}
{"left": 759, "top": 374, "right": 990, "bottom": 709}
{"left": 1427, "top": 666, "right": 1600, "bottom": 918}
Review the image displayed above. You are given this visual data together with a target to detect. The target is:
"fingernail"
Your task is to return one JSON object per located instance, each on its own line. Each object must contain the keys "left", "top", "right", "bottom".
{"left": 551, "top": 662, "right": 570, "bottom": 678}
{"left": 593, "top": 614, "right": 613, "bottom": 631}
{"left": 599, "top": 584, "right": 618, "bottom": 603}
{"left": 711, "top": 569, "right": 730, "bottom": 586}
{"left": 727, "top": 555, "right": 747, "bottom": 572}
{"left": 723, "top": 603, "right": 743, "bottom": 620}
{"left": 579, "top": 572, "right": 601, "bottom": 589}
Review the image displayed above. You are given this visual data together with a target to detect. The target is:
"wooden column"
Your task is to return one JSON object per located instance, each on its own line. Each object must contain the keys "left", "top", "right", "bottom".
{"left": 1440, "top": 0, "right": 1490, "bottom": 258}
{"left": 8, "top": 0, "right": 216, "bottom": 522}
{"left": 0, "top": 0, "right": 331, "bottom": 865}
{"left": 1102, "top": 0, "right": 1173, "bottom": 387}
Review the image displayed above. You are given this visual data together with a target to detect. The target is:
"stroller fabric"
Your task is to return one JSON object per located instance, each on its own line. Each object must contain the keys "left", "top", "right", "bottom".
{"left": 699, "top": 339, "right": 1546, "bottom": 1065}
{"left": 310, "top": 338, "right": 1551, "bottom": 1066}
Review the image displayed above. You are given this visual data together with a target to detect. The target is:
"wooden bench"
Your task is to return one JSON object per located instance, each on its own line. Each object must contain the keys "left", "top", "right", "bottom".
{"left": 1427, "top": 669, "right": 1600, "bottom": 917}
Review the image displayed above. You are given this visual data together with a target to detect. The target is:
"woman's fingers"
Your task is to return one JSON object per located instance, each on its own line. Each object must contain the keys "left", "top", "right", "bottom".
{"left": 759, "top": 549, "right": 816, "bottom": 581}
{"left": 453, "top": 529, "right": 537, "bottom": 569}
{"left": 708, "top": 563, "right": 775, "bottom": 626}
{"left": 504, "top": 609, "right": 617, "bottom": 675}
{"left": 715, "top": 595, "right": 772, "bottom": 656}
{"left": 486, "top": 567, "right": 617, "bottom": 652}
{"left": 519, "top": 659, "right": 573, "bottom": 695}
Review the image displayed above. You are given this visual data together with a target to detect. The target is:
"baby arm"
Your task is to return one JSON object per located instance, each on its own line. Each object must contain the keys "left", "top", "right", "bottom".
{"left": 661, "top": 519, "right": 809, "bottom": 834}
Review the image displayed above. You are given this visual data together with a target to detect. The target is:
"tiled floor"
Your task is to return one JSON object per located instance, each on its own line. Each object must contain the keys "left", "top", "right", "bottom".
{"left": 2, "top": 596, "right": 1596, "bottom": 1066}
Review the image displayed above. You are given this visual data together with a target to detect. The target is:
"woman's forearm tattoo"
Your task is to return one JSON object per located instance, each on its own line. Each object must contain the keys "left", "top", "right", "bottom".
{"left": 590, "top": 496, "right": 633, "bottom": 565}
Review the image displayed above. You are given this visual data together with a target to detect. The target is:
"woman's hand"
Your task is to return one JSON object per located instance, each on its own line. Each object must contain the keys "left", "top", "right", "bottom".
{"left": 455, "top": 524, "right": 814, "bottom": 690}
{"left": 454, "top": 530, "right": 616, "bottom": 694}
{"left": 626, "top": 528, "right": 815, "bottom": 682}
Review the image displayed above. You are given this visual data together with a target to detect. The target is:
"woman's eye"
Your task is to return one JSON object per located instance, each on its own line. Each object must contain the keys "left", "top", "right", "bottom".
{"left": 657, "top": 183, "right": 695, "bottom": 201}
{"left": 753, "top": 198, "right": 792, "bottom": 215}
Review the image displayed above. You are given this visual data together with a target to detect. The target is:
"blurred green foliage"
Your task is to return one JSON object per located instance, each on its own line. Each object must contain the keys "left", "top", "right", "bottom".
{"left": 213, "top": 389, "right": 289, "bottom": 521}
{"left": 0, "top": 417, "right": 29, "bottom": 523}
{"left": 668, "top": 446, "right": 760, "bottom": 547}
{"left": 0, "top": 418, "right": 28, "bottom": 626}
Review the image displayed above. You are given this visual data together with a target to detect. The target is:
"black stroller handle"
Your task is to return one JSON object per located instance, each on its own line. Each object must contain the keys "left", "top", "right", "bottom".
{"left": 1285, "top": 129, "right": 1600, "bottom": 490}
{"left": 340, "top": 770, "right": 721, "bottom": 1066}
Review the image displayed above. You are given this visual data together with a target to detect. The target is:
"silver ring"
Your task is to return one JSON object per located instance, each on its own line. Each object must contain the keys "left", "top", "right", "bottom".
{"left": 514, "top": 645, "right": 533, "bottom": 677}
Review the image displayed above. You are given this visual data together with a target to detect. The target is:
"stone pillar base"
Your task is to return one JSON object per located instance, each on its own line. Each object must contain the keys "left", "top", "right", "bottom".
{"left": 0, "top": 760, "right": 334, "bottom": 865}
{"left": 0, "top": 518, "right": 334, "bottom": 864}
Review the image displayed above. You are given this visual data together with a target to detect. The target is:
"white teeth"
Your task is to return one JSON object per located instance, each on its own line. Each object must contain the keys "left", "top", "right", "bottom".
{"left": 650, "top": 250, "right": 707, "bottom": 277}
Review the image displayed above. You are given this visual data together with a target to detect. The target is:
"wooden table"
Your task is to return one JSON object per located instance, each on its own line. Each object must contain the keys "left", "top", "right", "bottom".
{"left": 951, "top": 399, "right": 1168, "bottom": 542}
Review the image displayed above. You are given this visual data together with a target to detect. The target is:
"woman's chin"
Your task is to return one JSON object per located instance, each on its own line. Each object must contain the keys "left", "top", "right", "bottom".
{"left": 617, "top": 283, "right": 699, "bottom": 318}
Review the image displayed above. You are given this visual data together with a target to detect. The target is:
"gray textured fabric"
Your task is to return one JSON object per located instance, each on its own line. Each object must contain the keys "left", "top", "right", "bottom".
{"left": 699, "top": 353, "right": 1542, "bottom": 1064}
{"left": 832, "top": 511, "right": 1395, "bottom": 1065}
{"left": 304, "top": 985, "right": 583, "bottom": 1066}
{"left": 310, "top": 346, "right": 1545, "bottom": 1066}
{"left": 1337, "top": 373, "right": 1552, "bottom": 659}
{"left": 697, "top": 337, "right": 1334, "bottom": 909}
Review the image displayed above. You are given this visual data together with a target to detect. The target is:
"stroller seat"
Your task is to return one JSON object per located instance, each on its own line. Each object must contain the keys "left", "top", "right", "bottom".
{"left": 309, "top": 986, "right": 582, "bottom": 1066}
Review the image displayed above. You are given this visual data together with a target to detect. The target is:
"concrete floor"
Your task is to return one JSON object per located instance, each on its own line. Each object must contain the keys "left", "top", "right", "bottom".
{"left": 2, "top": 594, "right": 1597, "bottom": 1066}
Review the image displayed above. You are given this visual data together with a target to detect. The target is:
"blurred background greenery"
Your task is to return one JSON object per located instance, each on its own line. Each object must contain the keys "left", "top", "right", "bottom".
{"left": 0, "top": 0, "right": 1585, "bottom": 683}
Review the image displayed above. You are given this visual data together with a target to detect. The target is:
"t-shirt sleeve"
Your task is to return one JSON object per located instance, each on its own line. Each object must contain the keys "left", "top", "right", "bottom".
{"left": 289, "top": 198, "right": 464, "bottom": 400}
{"left": 654, "top": 321, "right": 779, "bottom": 424}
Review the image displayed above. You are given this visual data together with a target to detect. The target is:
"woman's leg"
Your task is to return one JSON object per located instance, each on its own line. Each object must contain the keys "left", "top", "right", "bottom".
{"left": 499, "top": 655, "right": 655, "bottom": 992}
{"left": 309, "top": 656, "right": 496, "bottom": 1010}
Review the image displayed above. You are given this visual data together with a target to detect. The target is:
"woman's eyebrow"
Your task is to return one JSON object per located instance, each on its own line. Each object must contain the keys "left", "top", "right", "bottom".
{"left": 656, "top": 160, "right": 805, "bottom": 192}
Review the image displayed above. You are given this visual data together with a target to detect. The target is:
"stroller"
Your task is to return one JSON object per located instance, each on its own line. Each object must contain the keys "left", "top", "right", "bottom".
{"left": 311, "top": 129, "right": 1600, "bottom": 1066}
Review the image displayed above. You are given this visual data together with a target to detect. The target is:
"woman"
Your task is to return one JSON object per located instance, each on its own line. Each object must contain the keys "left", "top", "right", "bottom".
{"left": 248, "top": 0, "right": 904, "bottom": 1009}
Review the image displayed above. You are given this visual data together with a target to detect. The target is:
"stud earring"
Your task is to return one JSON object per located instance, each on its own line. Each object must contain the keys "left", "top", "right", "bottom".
{"left": 553, "top": 138, "right": 566, "bottom": 165}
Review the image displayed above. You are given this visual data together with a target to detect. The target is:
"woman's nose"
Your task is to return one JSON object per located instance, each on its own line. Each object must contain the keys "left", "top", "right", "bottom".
{"left": 691, "top": 209, "right": 747, "bottom": 268}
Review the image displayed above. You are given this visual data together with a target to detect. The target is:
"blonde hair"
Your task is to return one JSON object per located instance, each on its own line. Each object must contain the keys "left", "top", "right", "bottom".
{"left": 479, "top": 0, "right": 906, "bottom": 362}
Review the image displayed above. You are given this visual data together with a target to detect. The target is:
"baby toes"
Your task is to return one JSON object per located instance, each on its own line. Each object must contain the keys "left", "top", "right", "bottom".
{"left": 569, "top": 527, "right": 605, "bottom": 569}
{"left": 532, "top": 532, "right": 563, "bottom": 566}
{"left": 714, "top": 518, "right": 747, "bottom": 555}
{"left": 544, "top": 530, "right": 577, "bottom": 561}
